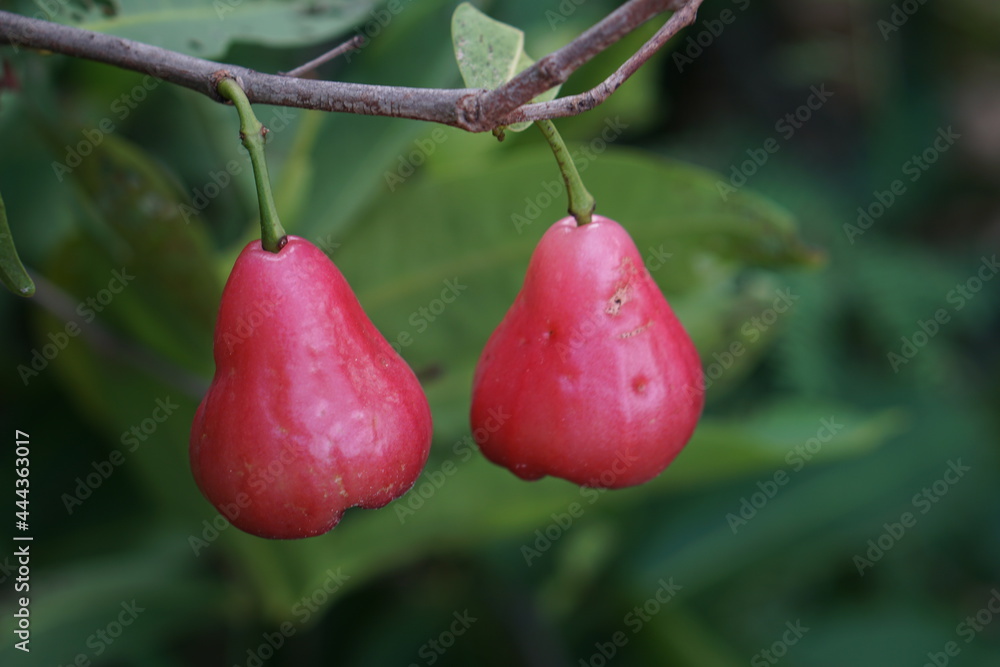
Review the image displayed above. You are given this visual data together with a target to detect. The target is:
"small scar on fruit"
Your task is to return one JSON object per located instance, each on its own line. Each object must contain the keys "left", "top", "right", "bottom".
{"left": 605, "top": 286, "right": 631, "bottom": 315}
{"left": 619, "top": 320, "right": 652, "bottom": 339}
{"left": 632, "top": 376, "right": 649, "bottom": 393}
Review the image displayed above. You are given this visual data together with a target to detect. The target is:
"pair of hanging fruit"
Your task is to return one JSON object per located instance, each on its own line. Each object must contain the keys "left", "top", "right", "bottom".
{"left": 190, "top": 215, "right": 703, "bottom": 538}
{"left": 190, "top": 7, "right": 703, "bottom": 538}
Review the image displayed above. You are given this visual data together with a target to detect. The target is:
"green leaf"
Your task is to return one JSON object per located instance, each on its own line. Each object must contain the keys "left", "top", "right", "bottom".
{"left": 452, "top": 2, "right": 525, "bottom": 91}
{"left": 669, "top": 401, "right": 908, "bottom": 488}
{"left": 451, "top": 3, "right": 563, "bottom": 133}
{"left": 64, "top": 0, "right": 382, "bottom": 58}
{"left": 0, "top": 191, "right": 35, "bottom": 297}
{"left": 25, "top": 132, "right": 221, "bottom": 519}
{"left": 49, "top": 131, "right": 221, "bottom": 372}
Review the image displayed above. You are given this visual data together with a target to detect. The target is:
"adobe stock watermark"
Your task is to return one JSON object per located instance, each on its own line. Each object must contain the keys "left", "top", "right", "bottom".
{"left": 844, "top": 126, "right": 960, "bottom": 244}
{"left": 672, "top": 0, "right": 752, "bottom": 73}
{"left": 17, "top": 267, "right": 135, "bottom": 386}
{"left": 853, "top": 459, "right": 970, "bottom": 576}
{"left": 235, "top": 568, "right": 350, "bottom": 667}
{"left": 701, "top": 287, "right": 800, "bottom": 393}
{"left": 750, "top": 620, "right": 810, "bottom": 666}
{"left": 920, "top": 588, "right": 1000, "bottom": 667}
{"left": 545, "top": 0, "right": 588, "bottom": 29}
{"left": 716, "top": 84, "right": 834, "bottom": 202}
{"left": 51, "top": 76, "right": 163, "bottom": 181}
{"left": 578, "top": 578, "right": 682, "bottom": 667}
{"left": 62, "top": 396, "right": 179, "bottom": 514}
{"left": 407, "top": 610, "right": 477, "bottom": 667}
{"left": 521, "top": 450, "right": 641, "bottom": 567}
{"left": 56, "top": 600, "right": 145, "bottom": 666}
{"left": 887, "top": 254, "right": 997, "bottom": 373}
{"left": 877, "top": 0, "right": 929, "bottom": 41}
{"left": 511, "top": 116, "right": 629, "bottom": 234}
{"left": 178, "top": 107, "right": 296, "bottom": 223}
{"left": 11, "top": 0, "right": 76, "bottom": 57}
{"left": 384, "top": 127, "right": 449, "bottom": 191}
{"left": 395, "top": 407, "right": 507, "bottom": 523}
{"left": 314, "top": 234, "right": 341, "bottom": 256}
{"left": 725, "top": 416, "right": 844, "bottom": 534}
{"left": 387, "top": 277, "right": 468, "bottom": 354}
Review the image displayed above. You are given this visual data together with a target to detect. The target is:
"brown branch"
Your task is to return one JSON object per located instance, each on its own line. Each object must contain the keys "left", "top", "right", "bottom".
{"left": 0, "top": 0, "right": 702, "bottom": 132}
{"left": 497, "top": 0, "right": 704, "bottom": 125}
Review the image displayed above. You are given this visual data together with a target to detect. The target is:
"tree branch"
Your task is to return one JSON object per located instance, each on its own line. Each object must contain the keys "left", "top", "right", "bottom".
{"left": 0, "top": 0, "right": 702, "bottom": 132}
{"left": 497, "top": 0, "right": 703, "bottom": 125}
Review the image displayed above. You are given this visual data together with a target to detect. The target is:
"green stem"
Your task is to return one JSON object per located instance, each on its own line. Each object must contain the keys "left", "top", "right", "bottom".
{"left": 535, "top": 119, "right": 595, "bottom": 226}
{"left": 216, "top": 78, "right": 287, "bottom": 253}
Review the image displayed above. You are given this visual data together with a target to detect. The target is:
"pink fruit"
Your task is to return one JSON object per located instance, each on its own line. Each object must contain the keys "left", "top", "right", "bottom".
{"left": 190, "top": 236, "right": 432, "bottom": 538}
{"left": 470, "top": 215, "right": 703, "bottom": 488}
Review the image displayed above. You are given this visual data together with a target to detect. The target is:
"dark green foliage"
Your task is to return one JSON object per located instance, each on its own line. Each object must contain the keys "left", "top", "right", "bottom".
{"left": 1, "top": 0, "right": 998, "bottom": 665}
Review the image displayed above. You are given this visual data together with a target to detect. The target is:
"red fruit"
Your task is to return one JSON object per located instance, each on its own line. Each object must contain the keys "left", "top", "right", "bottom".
{"left": 190, "top": 236, "right": 432, "bottom": 539}
{"left": 470, "top": 215, "right": 704, "bottom": 489}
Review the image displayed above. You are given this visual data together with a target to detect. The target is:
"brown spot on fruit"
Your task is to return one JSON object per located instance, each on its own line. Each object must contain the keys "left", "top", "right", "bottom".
{"left": 606, "top": 286, "right": 630, "bottom": 315}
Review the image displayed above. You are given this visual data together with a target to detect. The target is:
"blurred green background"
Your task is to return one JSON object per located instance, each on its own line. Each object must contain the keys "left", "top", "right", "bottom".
{"left": 2, "top": 0, "right": 998, "bottom": 665}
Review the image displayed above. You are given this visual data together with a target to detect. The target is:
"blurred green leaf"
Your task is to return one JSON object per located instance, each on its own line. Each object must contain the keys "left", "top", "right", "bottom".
{"left": 62, "top": 0, "right": 382, "bottom": 58}
{"left": 670, "top": 400, "right": 908, "bottom": 487}
{"left": 0, "top": 190, "right": 35, "bottom": 296}
{"left": 24, "top": 131, "right": 221, "bottom": 519}
{"left": 48, "top": 131, "right": 221, "bottom": 371}
{"left": 287, "top": 0, "right": 461, "bottom": 239}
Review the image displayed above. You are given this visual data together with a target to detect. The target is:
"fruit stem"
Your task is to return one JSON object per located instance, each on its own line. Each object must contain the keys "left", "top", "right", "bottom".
{"left": 535, "top": 118, "right": 595, "bottom": 225}
{"left": 217, "top": 77, "right": 287, "bottom": 253}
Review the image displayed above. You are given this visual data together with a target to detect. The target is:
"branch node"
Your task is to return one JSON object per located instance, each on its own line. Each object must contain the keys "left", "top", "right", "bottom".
{"left": 210, "top": 69, "right": 241, "bottom": 101}
{"left": 536, "top": 54, "right": 564, "bottom": 88}
{"left": 456, "top": 92, "right": 489, "bottom": 133}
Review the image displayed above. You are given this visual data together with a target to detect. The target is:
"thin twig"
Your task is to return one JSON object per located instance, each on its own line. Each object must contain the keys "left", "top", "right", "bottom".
{"left": 0, "top": 0, "right": 702, "bottom": 132}
{"left": 497, "top": 0, "right": 703, "bottom": 125}
{"left": 462, "top": 0, "right": 681, "bottom": 128}
{"left": 282, "top": 35, "right": 364, "bottom": 78}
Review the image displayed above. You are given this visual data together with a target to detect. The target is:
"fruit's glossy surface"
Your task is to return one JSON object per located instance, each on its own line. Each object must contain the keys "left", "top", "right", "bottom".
{"left": 190, "top": 236, "right": 432, "bottom": 539}
{"left": 471, "top": 216, "right": 704, "bottom": 488}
